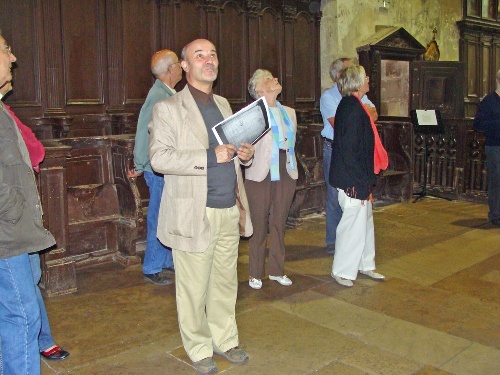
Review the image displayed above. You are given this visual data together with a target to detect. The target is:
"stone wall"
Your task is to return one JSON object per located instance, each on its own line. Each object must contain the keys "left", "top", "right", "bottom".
{"left": 320, "top": 0, "right": 462, "bottom": 91}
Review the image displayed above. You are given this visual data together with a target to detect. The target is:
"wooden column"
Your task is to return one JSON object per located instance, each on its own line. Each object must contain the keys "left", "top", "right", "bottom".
{"left": 38, "top": 141, "right": 76, "bottom": 296}
{"left": 40, "top": 0, "right": 65, "bottom": 115}
{"left": 106, "top": 0, "right": 125, "bottom": 112}
{"left": 282, "top": 4, "right": 296, "bottom": 106}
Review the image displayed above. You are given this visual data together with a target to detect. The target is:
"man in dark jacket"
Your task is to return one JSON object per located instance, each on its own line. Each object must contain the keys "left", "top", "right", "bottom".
{"left": 0, "top": 33, "right": 56, "bottom": 374}
{"left": 473, "top": 69, "right": 500, "bottom": 227}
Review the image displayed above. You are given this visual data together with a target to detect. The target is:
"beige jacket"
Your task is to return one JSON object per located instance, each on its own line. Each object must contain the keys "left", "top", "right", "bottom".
{"left": 244, "top": 105, "right": 298, "bottom": 182}
{"left": 149, "top": 86, "right": 253, "bottom": 253}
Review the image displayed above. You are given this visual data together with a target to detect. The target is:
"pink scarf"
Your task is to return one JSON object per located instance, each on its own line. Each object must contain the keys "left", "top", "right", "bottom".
{"left": 355, "top": 96, "right": 388, "bottom": 174}
{"left": 5, "top": 104, "right": 45, "bottom": 172}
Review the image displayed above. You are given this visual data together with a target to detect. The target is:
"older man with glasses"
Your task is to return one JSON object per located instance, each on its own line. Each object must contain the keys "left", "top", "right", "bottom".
{"left": 128, "top": 49, "right": 183, "bottom": 285}
{"left": 0, "top": 32, "right": 57, "bottom": 375}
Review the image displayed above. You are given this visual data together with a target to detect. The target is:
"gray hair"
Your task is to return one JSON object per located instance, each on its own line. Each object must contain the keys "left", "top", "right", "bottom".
{"left": 337, "top": 64, "right": 365, "bottom": 97}
{"left": 248, "top": 69, "right": 272, "bottom": 100}
{"left": 151, "top": 50, "right": 175, "bottom": 77}
{"left": 329, "top": 58, "right": 351, "bottom": 81}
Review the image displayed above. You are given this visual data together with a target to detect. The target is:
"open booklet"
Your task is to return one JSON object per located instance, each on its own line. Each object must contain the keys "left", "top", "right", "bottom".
{"left": 212, "top": 97, "right": 271, "bottom": 153}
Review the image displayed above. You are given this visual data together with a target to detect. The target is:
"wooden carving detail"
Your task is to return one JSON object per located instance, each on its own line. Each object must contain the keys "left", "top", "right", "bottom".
{"left": 283, "top": 5, "right": 297, "bottom": 21}
{"left": 246, "top": 0, "right": 262, "bottom": 17}
{"left": 202, "top": 0, "right": 219, "bottom": 12}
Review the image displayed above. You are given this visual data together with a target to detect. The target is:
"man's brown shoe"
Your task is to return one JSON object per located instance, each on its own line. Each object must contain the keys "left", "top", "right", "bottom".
{"left": 144, "top": 272, "right": 173, "bottom": 285}
{"left": 192, "top": 357, "right": 217, "bottom": 374}
{"left": 214, "top": 347, "right": 249, "bottom": 364}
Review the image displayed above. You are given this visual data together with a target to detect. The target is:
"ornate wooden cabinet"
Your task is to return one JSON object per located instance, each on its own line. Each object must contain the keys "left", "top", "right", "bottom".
{"left": 356, "top": 27, "right": 472, "bottom": 202}
{"left": 357, "top": 27, "right": 426, "bottom": 118}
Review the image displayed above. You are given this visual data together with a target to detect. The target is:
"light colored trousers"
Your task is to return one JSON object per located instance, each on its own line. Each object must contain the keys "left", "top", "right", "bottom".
{"left": 332, "top": 189, "right": 376, "bottom": 280}
{"left": 173, "top": 205, "right": 240, "bottom": 362}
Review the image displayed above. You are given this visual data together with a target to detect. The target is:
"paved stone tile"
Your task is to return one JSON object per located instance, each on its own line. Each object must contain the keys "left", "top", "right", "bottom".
{"left": 378, "top": 257, "right": 451, "bottom": 286}
{"left": 440, "top": 342, "right": 500, "bottom": 375}
{"left": 60, "top": 341, "right": 190, "bottom": 375}
{"left": 228, "top": 305, "right": 366, "bottom": 374}
{"left": 272, "top": 290, "right": 394, "bottom": 338}
{"left": 362, "top": 319, "right": 473, "bottom": 367}
{"left": 313, "top": 361, "right": 367, "bottom": 374}
{"left": 340, "top": 345, "right": 423, "bottom": 374}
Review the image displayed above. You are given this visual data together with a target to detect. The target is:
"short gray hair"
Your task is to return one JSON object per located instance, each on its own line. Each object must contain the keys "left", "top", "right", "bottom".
{"left": 151, "top": 50, "right": 175, "bottom": 77}
{"left": 248, "top": 69, "right": 272, "bottom": 100}
{"left": 329, "top": 58, "right": 351, "bottom": 81}
{"left": 338, "top": 64, "right": 365, "bottom": 97}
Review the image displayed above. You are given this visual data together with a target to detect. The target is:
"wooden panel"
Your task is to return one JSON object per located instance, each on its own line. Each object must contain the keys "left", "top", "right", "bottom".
{"left": 480, "top": 36, "right": 491, "bottom": 97}
{"left": 169, "top": 0, "right": 207, "bottom": 54}
{"left": 258, "top": 8, "right": 283, "bottom": 84}
{"left": 410, "top": 62, "right": 465, "bottom": 119}
{"left": 4, "top": 0, "right": 322, "bottom": 123}
{"left": 0, "top": 0, "right": 41, "bottom": 108}
{"left": 61, "top": 0, "right": 105, "bottom": 106}
{"left": 467, "top": 41, "right": 479, "bottom": 96}
{"left": 122, "top": 0, "right": 159, "bottom": 106}
{"left": 218, "top": 1, "right": 247, "bottom": 105}
{"left": 293, "top": 13, "right": 315, "bottom": 104}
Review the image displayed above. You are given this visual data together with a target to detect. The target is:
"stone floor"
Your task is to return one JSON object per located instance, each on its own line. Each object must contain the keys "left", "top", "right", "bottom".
{"left": 41, "top": 198, "right": 500, "bottom": 375}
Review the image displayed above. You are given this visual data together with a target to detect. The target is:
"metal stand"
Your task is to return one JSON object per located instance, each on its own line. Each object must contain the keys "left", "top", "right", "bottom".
{"left": 413, "top": 134, "right": 451, "bottom": 203}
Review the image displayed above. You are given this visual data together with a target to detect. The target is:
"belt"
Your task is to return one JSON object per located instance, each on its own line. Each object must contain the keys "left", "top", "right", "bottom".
{"left": 323, "top": 138, "right": 333, "bottom": 144}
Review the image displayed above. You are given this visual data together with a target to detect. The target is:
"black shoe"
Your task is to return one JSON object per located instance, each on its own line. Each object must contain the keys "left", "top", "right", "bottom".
{"left": 162, "top": 266, "right": 175, "bottom": 274}
{"left": 41, "top": 346, "right": 70, "bottom": 361}
{"left": 144, "top": 272, "right": 173, "bottom": 285}
{"left": 326, "top": 244, "right": 335, "bottom": 254}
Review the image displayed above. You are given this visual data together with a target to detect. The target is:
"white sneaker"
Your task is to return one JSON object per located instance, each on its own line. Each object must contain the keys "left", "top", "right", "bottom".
{"left": 249, "top": 278, "right": 262, "bottom": 289}
{"left": 359, "top": 270, "right": 385, "bottom": 280}
{"left": 269, "top": 275, "right": 292, "bottom": 286}
{"left": 332, "top": 274, "right": 353, "bottom": 287}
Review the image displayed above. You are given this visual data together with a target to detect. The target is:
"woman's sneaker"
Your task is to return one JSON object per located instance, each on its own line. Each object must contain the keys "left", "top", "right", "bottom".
{"left": 269, "top": 275, "right": 292, "bottom": 286}
{"left": 249, "top": 277, "right": 262, "bottom": 289}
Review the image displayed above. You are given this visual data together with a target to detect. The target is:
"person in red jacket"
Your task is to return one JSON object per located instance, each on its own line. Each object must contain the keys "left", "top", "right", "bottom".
{"left": 1, "top": 80, "right": 70, "bottom": 361}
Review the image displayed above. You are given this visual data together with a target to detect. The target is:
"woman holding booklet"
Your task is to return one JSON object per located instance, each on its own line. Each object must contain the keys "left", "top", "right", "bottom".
{"left": 244, "top": 69, "right": 298, "bottom": 290}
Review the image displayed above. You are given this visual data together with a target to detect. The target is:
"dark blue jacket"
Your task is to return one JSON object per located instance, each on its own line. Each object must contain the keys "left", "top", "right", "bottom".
{"left": 329, "top": 95, "right": 375, "bottom": 200}
{"left": 473, "top": 91, "right": 500, "bottom": 146}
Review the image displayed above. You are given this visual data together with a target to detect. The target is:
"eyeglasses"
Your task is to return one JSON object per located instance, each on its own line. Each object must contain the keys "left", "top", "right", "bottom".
{"left": 2, "top": 45, "right": 12, "bottom": 55}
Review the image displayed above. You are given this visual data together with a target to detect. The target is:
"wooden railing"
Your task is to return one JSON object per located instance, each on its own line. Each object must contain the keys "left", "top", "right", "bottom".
{"left": 35, "top": 115, "right": 487, "bottom": 296}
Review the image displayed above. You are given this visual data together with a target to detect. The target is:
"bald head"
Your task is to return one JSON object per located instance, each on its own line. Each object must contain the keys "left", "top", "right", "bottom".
{"left": 150, "top": 49, "right": 182, "bottom": 88}
{"left": 180, "top": 39, "right": 218, "bottom": 93}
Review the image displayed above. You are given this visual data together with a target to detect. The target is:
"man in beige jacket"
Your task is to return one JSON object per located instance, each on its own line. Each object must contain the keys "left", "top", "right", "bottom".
{"left": 149, "top": 39, "right": 254, "bottom": 374}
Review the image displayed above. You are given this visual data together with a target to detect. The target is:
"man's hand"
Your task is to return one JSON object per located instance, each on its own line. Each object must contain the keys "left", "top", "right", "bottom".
{"left": 215, "top": 144, "right": 237, "bottom": 163}
{"left": 237, "top": 142, "right": 254, "bottom": 162}
{"left": 127, "top": 169, "right": 143, "bottom": 178}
